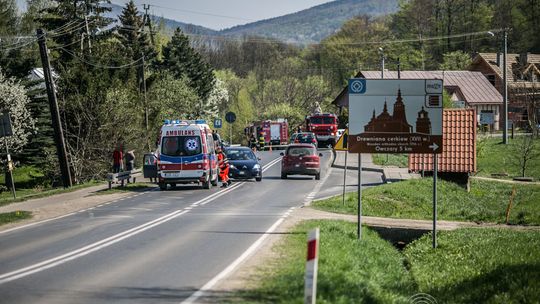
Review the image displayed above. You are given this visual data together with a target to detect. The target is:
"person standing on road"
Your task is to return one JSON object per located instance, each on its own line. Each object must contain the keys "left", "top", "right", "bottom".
{"left": 216, "top": 146, "right": 230, "bottom": 188}
{"left": 112, "top": 144, "right": 123, "bottom": 173}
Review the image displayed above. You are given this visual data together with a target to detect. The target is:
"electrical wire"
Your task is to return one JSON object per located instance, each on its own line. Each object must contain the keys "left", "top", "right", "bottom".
{"left": 58, "top": 46, "right": 144, "bottom": 69}
{"left": 146, "top": 4, "right": 254, "bottom": 22}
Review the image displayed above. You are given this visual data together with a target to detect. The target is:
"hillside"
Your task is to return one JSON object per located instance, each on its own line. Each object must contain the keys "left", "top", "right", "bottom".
{"left": 107, "top": 0, "right": 398, "bottom": 44}
{"left": 220, "top": 0, "right": 398, "bottom": 44}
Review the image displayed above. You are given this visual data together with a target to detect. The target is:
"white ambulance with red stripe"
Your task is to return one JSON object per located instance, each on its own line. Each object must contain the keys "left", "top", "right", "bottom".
{"left": 157, "top": 120, "right": 219, "bottom": 190}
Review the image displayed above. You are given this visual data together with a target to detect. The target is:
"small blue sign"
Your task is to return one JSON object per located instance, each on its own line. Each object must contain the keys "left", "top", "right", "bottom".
{"left": 213, "top": 118, "right": 222, "bottom": 129}
{"left": 348, "top": 78, "right": 366, "bottom": 94}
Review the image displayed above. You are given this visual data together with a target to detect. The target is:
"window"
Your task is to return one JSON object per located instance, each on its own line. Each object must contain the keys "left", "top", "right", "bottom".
{"left": 225, "top": 149, "right": 256, "bottom": 160}
{"left": 487, "top": 74, "right": 496, "bottom": 86}
{"left": 161, "top": 136, "right": 202, "bottom": 156}
{"left": 287, "top": 147, "right": 315, "bottom": 156}
{"left": 309, "top": 117, "right": 335, "bottom": 124}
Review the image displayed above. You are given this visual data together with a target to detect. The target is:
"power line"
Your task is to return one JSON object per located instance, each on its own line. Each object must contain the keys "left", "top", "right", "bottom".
{"left": 145, "top": 4, "right": 254, "bottom": 22}
{"left": 58, "top": 47, "right": 144, "bottom": 69}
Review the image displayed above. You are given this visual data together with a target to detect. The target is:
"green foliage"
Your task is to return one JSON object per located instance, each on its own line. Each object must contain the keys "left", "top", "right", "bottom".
{"left": 314, "top": 178, "right": 540, "bottom": 225}
{"left": 478, "top": 137, "right": 540, "bottom": 179}
{"left": 160, "top": 28, "right": 215, "bottom": 100}
{"left": 236, "top": 220, "right": 415, "bottom": 303}
{"left": 439, "top": 51, "right": 471, "bottom": 70}
{"left": 405, "top": 228, "right": 540, "bottom": 303}
{"left": 372, "top": 153, "right": 408, "bottom": 167}
{"left": 0, "top": 0, "right": 17, "bottom": 35}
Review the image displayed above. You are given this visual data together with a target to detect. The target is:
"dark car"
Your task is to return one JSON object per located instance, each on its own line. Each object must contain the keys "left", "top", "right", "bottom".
{"left": 280, "top": 144, "right": 322, "bottom": 180}
{"left": 224, "top": 146, "right": 262, "bottom": 181}
{"left": 292, "top": 132, "right": 318, "bottom": 146}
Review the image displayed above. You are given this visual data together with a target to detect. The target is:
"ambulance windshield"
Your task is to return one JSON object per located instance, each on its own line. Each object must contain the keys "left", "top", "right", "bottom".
{"left": 161, "top": 136, "right": 202, "bottom": 156}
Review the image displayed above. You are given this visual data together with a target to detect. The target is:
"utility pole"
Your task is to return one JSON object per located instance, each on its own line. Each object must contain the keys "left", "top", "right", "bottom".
{"left": 36, "top": 29, "right": 73, "bottom": 188}
{"left": 379, "top": 48, "right": 385, "bottom": 79}
{"left": 143, "top": 4, "right": 155, "bottom": 45}
{"left": 502, "top": 29, "right": 508, "bottom": 144}
{"left": 141, "top": 53, "right": 150, "bottom": 150}
{"left": 397, "top": 57, "right": 401, "bottom": 79}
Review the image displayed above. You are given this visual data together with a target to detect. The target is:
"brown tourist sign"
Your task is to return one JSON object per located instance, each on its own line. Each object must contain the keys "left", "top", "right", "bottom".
{"left": 348, "top": 79, "right": 443, "bottom": 154}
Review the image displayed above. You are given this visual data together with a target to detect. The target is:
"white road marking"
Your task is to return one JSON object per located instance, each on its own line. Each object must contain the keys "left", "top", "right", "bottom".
{"left": 0, "top": 155, "right": 284, "bottom": 284}
{"left": 181, "top": 206, "right": 296, "bottom": 304}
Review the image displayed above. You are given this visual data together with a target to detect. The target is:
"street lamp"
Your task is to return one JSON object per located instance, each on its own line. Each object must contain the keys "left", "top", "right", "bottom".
{"left": 378, "top": 47, "right": 385, "bottom": 79}
{"left": 488, "top": 30, "right": 508, "bottom": 144}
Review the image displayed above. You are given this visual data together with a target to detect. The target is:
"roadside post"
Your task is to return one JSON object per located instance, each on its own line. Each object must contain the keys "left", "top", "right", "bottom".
{"left": 334, "top": 129, "right": 349, "bottom": 206}
{"left": 0, "top": 112, "right": 16, "bottom": 199}
{"left": 304, "top": 228, "right": 319, "bottom": 304}
{"left": 348, "top": 79, "right": 443, "bottom": 244}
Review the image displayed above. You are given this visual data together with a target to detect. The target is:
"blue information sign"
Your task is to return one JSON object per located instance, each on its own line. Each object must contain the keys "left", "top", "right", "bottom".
{"left": 213, "top": 118, "right": 223, "bottom": 129}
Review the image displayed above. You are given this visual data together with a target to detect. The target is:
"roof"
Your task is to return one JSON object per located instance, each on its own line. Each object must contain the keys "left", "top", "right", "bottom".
{"left": 333, "top": 70, "right": 502, "bottom": 107}
{"left": 472, "top": 53, "right": 540, "bottom": 82}
{"left": 409, "top": 109, "right": 476, "bottom": 173}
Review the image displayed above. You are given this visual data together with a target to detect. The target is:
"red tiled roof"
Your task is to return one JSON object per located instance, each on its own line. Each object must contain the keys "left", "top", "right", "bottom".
{"left": 360, "top": 71, "right": 502, "bottom": 105}
{"left": 409, "top": 108, "right": 476, "bottom": 173}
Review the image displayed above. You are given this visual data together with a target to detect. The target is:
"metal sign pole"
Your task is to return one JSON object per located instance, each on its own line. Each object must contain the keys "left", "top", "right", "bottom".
{"left": 433, "top": 153, "right": 438, "bottom": 249}
{"left": 342, "top": 152, "right": 347, "bottom": 206}
{"left": 357, "top": 153, "right": 362, "bottom": 240}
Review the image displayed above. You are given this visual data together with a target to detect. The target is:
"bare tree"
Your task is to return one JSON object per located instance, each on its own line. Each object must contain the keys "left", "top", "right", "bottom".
{"left": 510, "top": 135, "right": 540, "bottom": 177}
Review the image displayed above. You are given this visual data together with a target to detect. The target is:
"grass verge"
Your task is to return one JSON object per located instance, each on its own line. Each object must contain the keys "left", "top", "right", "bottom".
{"left": 237, "top": 220, "right": 540, "bottom": 303}
{"left": 0, "top": 181, "right": 101, "bottom": 207}
{"left": 477, "top": 137, "right": 540, "bottom": 179}
{"left": 372, "top": 153, "right": 409, "bottom": 167}
{"left": 0, "top": 211, "right": 32, "bottom": 225}
{"left": 313, "top": 178, "right": 540, "bottom": 225}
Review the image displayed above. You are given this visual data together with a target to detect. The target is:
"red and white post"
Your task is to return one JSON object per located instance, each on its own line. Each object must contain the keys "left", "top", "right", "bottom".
{"left": 304, "top": 228, "right": 319, "bottom": 304}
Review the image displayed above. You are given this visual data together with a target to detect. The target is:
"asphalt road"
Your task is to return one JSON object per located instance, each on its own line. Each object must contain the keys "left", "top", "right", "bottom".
{"left": 0, "top": 149, "right": 382, "bottom": 303}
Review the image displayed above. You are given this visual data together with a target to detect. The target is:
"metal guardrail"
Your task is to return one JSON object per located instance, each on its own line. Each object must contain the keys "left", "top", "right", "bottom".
{"left": 107, "top": 169, "right": 142, "bottom": 189}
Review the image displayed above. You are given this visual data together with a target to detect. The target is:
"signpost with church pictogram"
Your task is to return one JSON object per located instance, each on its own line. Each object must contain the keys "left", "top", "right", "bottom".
{"left": 348, "top": 79, "right": 443, "bottom": 246}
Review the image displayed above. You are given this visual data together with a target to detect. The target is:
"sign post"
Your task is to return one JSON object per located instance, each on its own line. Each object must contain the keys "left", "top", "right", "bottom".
{"left": 225, "top": 112, "right": 236, "bottom": 145}
{"left": 304, "top": 228, "right": 319, "bottom": 304}
{"left": 334, "top": 129, "right": 349, "bottom": 206}
{"left": 348, "top": 79, "right": 443, "bottom": 243}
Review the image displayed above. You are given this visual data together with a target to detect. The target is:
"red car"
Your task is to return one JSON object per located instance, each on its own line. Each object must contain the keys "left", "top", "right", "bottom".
{"left": 280, "top": 144, "right": 323, "bottom": 180}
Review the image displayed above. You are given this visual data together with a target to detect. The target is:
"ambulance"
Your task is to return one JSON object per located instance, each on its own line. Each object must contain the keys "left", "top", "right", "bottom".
{"left": 156, "top": 120, "right": 219, "bottom": 190}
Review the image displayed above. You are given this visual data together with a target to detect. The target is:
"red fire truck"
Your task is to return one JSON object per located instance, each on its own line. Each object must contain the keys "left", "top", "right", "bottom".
{"left": 305, "top": 113, "right": 339, "bottom": 147}
{"left": 245, "top": 119, "right": 289, "bottom": 146}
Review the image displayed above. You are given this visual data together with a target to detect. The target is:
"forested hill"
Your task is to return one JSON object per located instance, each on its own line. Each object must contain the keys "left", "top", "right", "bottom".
{"left": 108, "top": 0, "right": 398, "bottom": 43}
{"left": 219, "top": 0, "right": 398, "bottom": 44}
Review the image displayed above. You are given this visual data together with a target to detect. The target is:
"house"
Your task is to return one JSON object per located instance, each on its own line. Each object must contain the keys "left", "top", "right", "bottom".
{"left": 469, "top": 53, "right": 540, "bottom": 127}
{"left": 332, "top": 70, "right": 503, "bottom": 130}
{"left": 409, "top": 109, "right": 477, "bottom": 185}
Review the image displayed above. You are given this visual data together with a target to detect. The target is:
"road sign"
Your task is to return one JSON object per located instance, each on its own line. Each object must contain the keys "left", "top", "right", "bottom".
{"left": 480, "top": 111, "right": 494, "bottom": 125}
{"left": 0, "top": 112, "right": 13, "bottom": 138}
{"left": 225, "top": 112, "right": 236, "bottom": 123}
{"left": 348, "top": 79, "right": 443, "bottom": 154}
{"left": 213, "top": 118, "right": 222, "bottom": 129}
{"left": 334, "top": 129, "right": 348, "bottom": 151}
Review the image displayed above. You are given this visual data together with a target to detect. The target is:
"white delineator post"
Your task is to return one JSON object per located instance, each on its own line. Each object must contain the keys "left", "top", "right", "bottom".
{"left": 304, "top": 228, "right": 320, "bottom": 304}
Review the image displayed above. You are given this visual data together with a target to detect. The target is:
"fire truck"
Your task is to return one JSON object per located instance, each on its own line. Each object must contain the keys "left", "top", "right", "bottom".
{"left": 245, "top": 119, "right": 289, "bottom": 146}
{"left": 305, "top": 113, "right": 339, "bottom": 147}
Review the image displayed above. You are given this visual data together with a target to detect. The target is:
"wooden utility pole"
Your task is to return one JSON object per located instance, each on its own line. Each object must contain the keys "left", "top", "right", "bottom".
{"left": 36, "top": 29, "right": 73, "bottom": 188}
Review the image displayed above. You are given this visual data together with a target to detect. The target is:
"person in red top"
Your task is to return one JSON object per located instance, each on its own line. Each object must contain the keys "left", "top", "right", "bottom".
{"left": 112, "top": 145, "right": 123, "bottom": 173}
{"left": 216, "top": 146, "right": 230, "bottom": 188}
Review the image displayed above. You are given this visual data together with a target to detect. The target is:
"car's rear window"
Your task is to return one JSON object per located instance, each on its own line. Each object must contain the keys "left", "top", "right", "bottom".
{"left": 161, "top": 136, "right": 202, "bottom": 156}
{"left": 287, "top": 147, "right": 315, "bottom": 156}
{"left": 297, "top": 134, "right": 314, "bottom": 143}
{"left": 225, "top": 149, "right": 256, "bottom": 160}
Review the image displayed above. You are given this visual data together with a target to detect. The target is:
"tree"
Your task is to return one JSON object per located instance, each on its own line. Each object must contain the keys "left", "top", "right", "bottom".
{"left": 0, "top": 0, "right": 17, "bottom": 35}
{"left": 160, "top": 28, "right": 215, "bottom": 100}
{"left": 509, "top": 136, "right": 540, "bottom": 177}
{"left": 439, "top": 51, "right": 471, "bottom": 70}
{"left": 203, "top": 78, "right": 228, "bottom": 121}
{"left": 0, "top": 70, "right": 36, "bottom": 153}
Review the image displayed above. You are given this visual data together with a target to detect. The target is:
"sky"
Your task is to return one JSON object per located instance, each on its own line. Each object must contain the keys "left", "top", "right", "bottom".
{"left": 16, "top": 0, "right": 334, "bottom": 30}
{"left": 112, "top": 0, "right": 333, "bottom": 30}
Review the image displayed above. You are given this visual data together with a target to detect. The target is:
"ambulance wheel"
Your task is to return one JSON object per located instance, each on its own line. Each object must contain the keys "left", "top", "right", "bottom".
{"left": 159, "top": 183, "right": 167, "bottom": 191}
{"left": 203, "top": 178, "right": 211, "bottom": 189}
{"left": 256, "top": 177, "right": 262, "bottom": 182}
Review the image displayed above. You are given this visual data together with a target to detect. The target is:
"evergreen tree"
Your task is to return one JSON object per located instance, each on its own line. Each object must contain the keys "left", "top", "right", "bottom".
{"left": 0, "top": 0, "right": 17, "bottom": 35}
{"left": 160, "top": 28, "right": 215, "bottom": 101}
